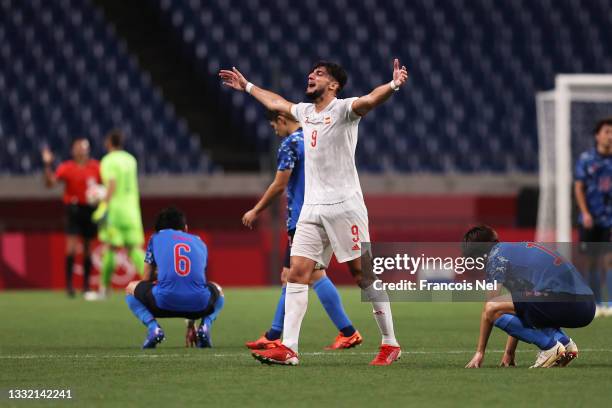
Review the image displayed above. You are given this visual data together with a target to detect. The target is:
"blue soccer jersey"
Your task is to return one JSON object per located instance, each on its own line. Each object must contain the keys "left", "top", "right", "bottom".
{"left": 485, "top": 242, "right": 593, "bottom": 296}
{"left": 574, "top": 148, "right": 612, "bottom": 227}
{"left": 277, "top": 129, "right": 305, "bottom": 231}
{"left": 144, "top": 229, "right": 210, "bottom": 311}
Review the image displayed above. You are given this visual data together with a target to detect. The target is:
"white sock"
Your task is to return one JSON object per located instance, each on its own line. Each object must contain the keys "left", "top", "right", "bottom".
{"left": 282, "top": 282, "right": 309, "bottom": 353}
{"left": 363, "top": 283, "right": 399, "bottom": 347}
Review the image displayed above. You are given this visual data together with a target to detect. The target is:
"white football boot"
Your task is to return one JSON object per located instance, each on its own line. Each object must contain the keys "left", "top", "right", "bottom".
{"left": 529, "top": 341, "right": 566, "bottom": 368}
{"left": 556, "top": 338, "right": 578, "bottom": 367}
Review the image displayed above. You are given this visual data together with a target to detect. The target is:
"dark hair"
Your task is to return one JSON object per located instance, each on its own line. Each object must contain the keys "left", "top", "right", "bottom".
{"left": 461, "top": 225, "right": 499, "bottom": 258}
{"left": 71, "top": 137, "right": 88, "bottom": 146}
{"left": 265, "top": 109, "right": 297, "bottom": 122}
{"left": 265, "top": 109, "right": 280, "bottom": 121}
{"left": 312, "top": 61, "right": 348, "bottom": 93}
{"left": 154, "top": 207, "right": 187, "bottom": 232}
{"left": 594, "top": 117, "right": 612, "bottom": 135}
{"left": 106, "top": 129, "right": 124, "bottom": 148}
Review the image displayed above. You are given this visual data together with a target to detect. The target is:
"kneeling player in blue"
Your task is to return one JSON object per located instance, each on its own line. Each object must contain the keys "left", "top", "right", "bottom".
{"left": 125, "top": 207, "right": 225, "bottom": 349}
{"left": 463, "top": 225, "right": 596, "bottom": 368}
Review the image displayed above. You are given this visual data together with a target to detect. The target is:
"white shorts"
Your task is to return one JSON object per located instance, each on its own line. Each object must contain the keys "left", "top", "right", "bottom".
{"left": 290, "top": 197, "right": 370, "bottom": 267}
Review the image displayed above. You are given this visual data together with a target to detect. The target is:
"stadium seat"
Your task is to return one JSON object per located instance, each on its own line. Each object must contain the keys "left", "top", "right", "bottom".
{"left": 0, "top": 0, "right": 215, "bottom": 174}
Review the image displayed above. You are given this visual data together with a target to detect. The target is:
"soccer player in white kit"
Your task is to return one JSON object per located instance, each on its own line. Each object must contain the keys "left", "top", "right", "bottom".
{"left": 220, "top": 59, "right": 408, "bottom": 366}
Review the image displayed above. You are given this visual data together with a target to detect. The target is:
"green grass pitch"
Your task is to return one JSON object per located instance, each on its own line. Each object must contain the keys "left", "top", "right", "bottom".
{"left": 1, "top": 289, "right": 611, "bottom": 407}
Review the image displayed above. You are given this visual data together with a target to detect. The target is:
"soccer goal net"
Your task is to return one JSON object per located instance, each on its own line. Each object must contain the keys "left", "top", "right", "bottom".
{"left": 536, "top": 75, "right": 612, "bottom": 242}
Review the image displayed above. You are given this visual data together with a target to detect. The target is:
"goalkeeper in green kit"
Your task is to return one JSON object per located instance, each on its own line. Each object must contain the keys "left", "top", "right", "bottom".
{"left": 86, "top": 130, "right": 145, "bottom": 301}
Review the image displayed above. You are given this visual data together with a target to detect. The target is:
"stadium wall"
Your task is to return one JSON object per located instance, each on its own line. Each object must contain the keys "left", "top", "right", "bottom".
{"left": 0, "top": 174, "right": 537, "bottom": 289}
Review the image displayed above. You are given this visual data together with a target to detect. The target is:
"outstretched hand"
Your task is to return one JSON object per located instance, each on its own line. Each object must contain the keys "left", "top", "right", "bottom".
{"left": 392, "top": 58, "right": 408, "bottom": 88}
{"left": 219, "top": 67, "right": 248, "bottom": 91}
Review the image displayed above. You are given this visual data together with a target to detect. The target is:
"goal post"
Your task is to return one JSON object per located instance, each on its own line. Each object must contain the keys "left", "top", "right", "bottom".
{"left": 536, "top": 74, "right": 612, "bottom": 243}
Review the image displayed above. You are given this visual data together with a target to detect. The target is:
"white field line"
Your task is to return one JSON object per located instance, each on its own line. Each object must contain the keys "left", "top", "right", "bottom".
{"left": 1, "top": 349, "right": 612, "bottom": 360}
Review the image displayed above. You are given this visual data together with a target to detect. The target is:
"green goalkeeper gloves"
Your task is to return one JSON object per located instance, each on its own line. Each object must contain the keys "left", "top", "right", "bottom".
{"left": 92, "top": 201, "right": 108, "bottom": 224}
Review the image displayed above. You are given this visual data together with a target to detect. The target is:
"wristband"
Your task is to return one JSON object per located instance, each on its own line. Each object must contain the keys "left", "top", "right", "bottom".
{"left": 389, "top": 80, "right": 400, "bottom": 91}
{"left": 245, "top": 82, "right": 254, "bottom": 94}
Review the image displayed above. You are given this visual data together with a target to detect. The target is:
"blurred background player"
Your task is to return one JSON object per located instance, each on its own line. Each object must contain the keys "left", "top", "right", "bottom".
{"left": 220, "top": 58, "right": 408, "bottom": 366}
{"left": 41, "top": 138, "right": 100, "bottom": 297}
{"left": 243, "top": 110, "right": 361, "bottom": 350}
{"left": 463, "top": 226, "right": 595, "bottom": 369}
{"left": 574, "top": 117, "right": 612, "bottom": 317}
{"left": 125, "top": 207, "right": 224, "bottom": 349}
{"left": 86, "top": 130, "right": 145, "bottom": 300}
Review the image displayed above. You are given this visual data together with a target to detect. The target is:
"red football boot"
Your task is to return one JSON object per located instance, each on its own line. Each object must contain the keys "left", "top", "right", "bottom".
{"left": 369, "top": 344, "right": 402, "bottom": 366}
{"left": 324, "top": 331, "right": 363, "bottom": 350}
{"left": 252, "top": 343, "right": 299, "bottom": 365}
{"left": 245, "top": 334, "right": 282, "bottom": 350}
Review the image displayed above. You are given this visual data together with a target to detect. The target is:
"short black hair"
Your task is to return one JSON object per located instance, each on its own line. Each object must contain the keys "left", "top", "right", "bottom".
{"left": 154, "top": 207, "right": 187, "bottom": 232}
{"left": 71, "top": 137, "right": 88, "bottom": 146}
{"left": 461, "top": 225, "right": 499, "bottom": 259}
{"left": 312, "top": 61, "right": 348, "bottom": 93}
{"left": 106, "top": 129, "right": 124, "bottom": 148}
{"left": 265, "top": 109, "right": 280, "bottom": 121}
{"left": 265, "top": 109, "right": 296, "bottom": 122}
{"left": 594, "top": 117, "right": 612, "bottom": 135}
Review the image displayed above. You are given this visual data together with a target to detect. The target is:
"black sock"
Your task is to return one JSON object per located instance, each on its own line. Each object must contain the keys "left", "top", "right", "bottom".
{"left": 83, "top": 255, "right": 92, "bottom": 292}
{"left": 340, "top": 325, "right": 356, "bottom": 337}
{"left": 266, "top": 329, "right": 282, "bottom": 341}
{"left": 65, "top": 255, "right": 75, "bottom": 292}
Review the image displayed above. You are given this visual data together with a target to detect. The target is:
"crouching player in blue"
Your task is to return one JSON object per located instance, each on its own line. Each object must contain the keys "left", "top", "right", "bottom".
{"left": 463, "top": 225, "right": 596, "bottom": 368}
{"left": 125, "top": 207, "right": 225, "bottom": 349}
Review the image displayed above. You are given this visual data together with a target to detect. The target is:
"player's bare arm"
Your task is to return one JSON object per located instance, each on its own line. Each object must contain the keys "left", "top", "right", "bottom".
{"left": 242, "top": 170, "right": 291, "bottom": 229}
{"left": 574, "top": 180, "right": 593, "bottom": 228}
{"left": 41, "top": 147, "right": 58, "bottom": 187}
{"left": 219, "top": 67, "right": 294, "bottom": 116}
{"left": 143, "top": 262, "right": 155, "bottom": 281}
{"left": 499, "top": 336, "right": 518, "bottom": 367}
{"left": 351, "top": 58, "right": 408, "bottom": 117}
{"left": 466, "top": 288, "right": 508, "bottom": 368}
{"left": 185, "top": 319, "right": 197, "bottom": 347}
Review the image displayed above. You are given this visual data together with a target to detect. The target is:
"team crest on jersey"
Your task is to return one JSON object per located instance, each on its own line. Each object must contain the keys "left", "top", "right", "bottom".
{"left": 324, "top": 116, "right": 332, "bottom": 125}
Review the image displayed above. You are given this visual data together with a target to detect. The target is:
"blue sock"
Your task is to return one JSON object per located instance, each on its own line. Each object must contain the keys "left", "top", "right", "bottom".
{"left": 313, "top": 276, "right": 355, "bottom": 337}
{"left": 541, "top": 327, "right": 570, "bottom": 346}
{"left": 125, "top": 295, "right": 158, "bottom": 331}
{"left": 266, "top": 287, "right": 286, "bottom": 340}
{"left": 607, "top": 270, "right": 612, "bottom": 308}
{"left": 202, "top": 294, "right": 225, "bottom": 328}
{"left": 494, "top": 314, "right": 556, "bottom": 350}
{"left": 589, "top": 269, "right": 602, "bottom": 304}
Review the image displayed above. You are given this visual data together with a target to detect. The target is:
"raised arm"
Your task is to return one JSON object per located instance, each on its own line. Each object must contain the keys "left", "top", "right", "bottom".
{"left": 219, "top": 67, "right": 294, "bottom": 116}
{"left": 242, "top": 170, "right": 291, "bottom": 229}
{"left": 351, "top": 58, "right": 408, "bottom": 117}
{"left": 41, "top": 147, "right": 58, "bottom": 187}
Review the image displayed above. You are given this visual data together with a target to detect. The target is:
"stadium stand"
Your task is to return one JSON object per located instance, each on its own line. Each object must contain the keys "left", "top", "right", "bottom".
{"left": 2, "top": 0, "right": 612, "bottom": 174}
{"left": 154, "top": 0, "right": 612, "bottom": 172}
{"left": 0, "top": 0, "right": 214, "bottom": 174}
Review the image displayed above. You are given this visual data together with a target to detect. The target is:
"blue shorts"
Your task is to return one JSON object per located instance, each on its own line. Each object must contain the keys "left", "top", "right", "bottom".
{"left": 514, "top": 296, "right": 596, "bottom": 329}
{"left": 135, "top": 281, "right": 219, "bottom": 320}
